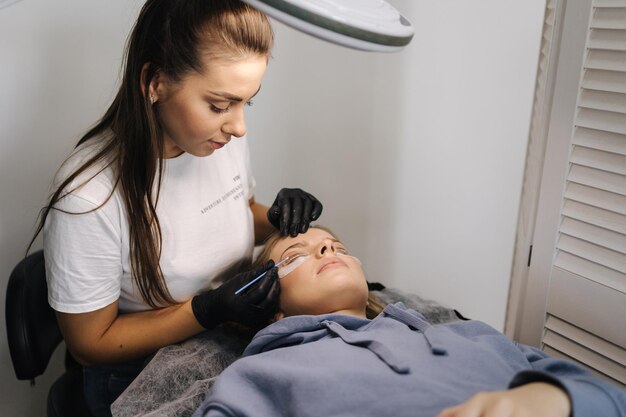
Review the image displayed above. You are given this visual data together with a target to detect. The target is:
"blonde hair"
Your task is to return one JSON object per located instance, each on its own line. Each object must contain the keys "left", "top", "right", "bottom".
{"left": 254, "top": 226, "right": 386, "bottom": 319}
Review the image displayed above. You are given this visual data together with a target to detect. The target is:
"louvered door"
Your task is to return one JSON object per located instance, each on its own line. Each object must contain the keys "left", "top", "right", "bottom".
{"left": 539, "top": 0, "right": 626, "bottom": 389}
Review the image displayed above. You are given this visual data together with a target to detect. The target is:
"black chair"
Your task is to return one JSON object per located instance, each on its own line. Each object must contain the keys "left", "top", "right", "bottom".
{"left": 5, "top": 250, "right": 92, "bottom": 417}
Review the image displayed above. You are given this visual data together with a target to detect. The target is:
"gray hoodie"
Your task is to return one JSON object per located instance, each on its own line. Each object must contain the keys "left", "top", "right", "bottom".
{"left": 194, "top": 303, "right": 626, "bottom": 417}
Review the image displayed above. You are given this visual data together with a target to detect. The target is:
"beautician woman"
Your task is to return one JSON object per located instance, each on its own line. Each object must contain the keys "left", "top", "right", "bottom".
{"left": 29, "top": 1, "right": 321, "bottom": 415}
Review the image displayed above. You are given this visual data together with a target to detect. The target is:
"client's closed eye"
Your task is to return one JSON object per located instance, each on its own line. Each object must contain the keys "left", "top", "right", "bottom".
{"left": 283, "top": 254, "right": 305, "bottom": 265}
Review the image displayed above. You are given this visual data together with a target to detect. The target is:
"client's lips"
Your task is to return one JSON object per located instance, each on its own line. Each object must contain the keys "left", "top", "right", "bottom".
{"left": 209, "top": 140, "right": 227, "bottom": 150}
{"left": 317, "top": 257, "right": 347, "bottom": 274}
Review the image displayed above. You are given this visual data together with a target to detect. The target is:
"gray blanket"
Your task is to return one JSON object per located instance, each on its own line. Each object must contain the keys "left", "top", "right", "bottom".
{"left": 111, "top": 288, "right": 460, "bottom": 417}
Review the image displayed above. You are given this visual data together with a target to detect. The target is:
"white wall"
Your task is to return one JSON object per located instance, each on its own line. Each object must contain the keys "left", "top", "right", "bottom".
{"left": 0, "top": 1, "right": 544, "bottom": 416}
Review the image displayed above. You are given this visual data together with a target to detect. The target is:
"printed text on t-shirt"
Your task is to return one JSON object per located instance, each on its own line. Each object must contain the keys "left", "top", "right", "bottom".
{"left": 200, "top": 175, "right": 244, "bottom": 214}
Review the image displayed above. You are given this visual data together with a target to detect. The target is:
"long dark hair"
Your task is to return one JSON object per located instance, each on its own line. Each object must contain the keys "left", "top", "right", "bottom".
{"left": 29, "top": 0, "right": 273, "bottom": 308}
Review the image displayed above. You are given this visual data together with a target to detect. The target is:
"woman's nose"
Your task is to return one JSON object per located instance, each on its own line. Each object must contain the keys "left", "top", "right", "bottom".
{"left": 316, "top": 239, "right": 337, "bottom": 257}
{"left": 222, "top": 107, "right": 247, "bottom": 138}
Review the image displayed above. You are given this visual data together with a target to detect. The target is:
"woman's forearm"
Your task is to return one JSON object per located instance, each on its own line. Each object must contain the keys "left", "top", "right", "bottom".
{"left": 57, "top": 299, "right": 204, "bottom": 366}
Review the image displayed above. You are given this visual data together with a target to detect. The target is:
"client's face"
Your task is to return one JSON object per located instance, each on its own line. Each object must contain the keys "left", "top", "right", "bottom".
{"left": 269, "top": 228, "right": 369, "bottom": 319}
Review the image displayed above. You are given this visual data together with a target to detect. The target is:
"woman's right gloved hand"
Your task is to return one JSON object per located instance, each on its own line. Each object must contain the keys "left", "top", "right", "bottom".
{"left": 191, "top": 261, "right": 280, "bottom": 329}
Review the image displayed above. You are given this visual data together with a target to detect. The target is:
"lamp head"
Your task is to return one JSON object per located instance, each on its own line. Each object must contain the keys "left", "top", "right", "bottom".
{"left": 241, "top": 0, "right": 414, "bottom": 52}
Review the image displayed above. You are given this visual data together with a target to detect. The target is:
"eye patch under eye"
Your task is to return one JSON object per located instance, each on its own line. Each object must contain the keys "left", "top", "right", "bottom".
{"left": 278, "top": 255, "right": 310, "bottom": 278}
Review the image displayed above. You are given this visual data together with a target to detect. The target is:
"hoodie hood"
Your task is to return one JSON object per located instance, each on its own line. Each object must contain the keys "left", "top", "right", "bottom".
{"left": 243, "top": 312, "right": 369, "bottom": 355}
{"left": 243, "top": 303, "right": 447, "bottom": 374}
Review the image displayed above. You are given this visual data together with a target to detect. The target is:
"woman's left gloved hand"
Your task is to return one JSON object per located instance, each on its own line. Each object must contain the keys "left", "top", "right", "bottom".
{"left": 191, "top": 261, "right": 280, "bottom": 329}
{"left": 267, "top": 188, "right": 323, "bottom": 237}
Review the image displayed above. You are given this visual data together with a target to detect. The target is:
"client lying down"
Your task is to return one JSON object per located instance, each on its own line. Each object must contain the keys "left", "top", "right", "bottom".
{"left": 193, "top": 227, "right": 626, "bottom": 417}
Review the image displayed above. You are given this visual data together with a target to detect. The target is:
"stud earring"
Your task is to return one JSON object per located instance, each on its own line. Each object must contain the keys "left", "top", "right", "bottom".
{"left": 150, "top": 95, "right": 156, "bottom": 104}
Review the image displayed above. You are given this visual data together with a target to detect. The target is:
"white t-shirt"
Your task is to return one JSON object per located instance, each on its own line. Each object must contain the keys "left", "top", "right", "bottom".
{"left": 43, "top": 135, "right": 256, "bottom": 313}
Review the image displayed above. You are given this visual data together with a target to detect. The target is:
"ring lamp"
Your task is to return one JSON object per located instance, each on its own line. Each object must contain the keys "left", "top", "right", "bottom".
{"left": 241, "top": 0, "right": 414, "bottom": 52}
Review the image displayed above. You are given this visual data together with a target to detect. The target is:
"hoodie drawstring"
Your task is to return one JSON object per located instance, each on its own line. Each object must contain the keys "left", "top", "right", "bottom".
{"left": 322, "top": 320, "right": 410, "bottom": 374}
{"left": 381, "top": 304, "right": 448, "bottom": 356}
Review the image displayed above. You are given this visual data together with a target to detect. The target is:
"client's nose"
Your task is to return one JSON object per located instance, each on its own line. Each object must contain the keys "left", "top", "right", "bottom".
{"left": 317, "top": 239, "right": 337, "bottom": 257}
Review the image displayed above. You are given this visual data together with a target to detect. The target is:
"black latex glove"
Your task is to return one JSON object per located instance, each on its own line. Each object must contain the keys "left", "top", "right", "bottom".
{"left": 191, "top": 261, "right": 280, "bottom": 329}
{"left": 267, "top": 188, "right": 323, "bottom": 237}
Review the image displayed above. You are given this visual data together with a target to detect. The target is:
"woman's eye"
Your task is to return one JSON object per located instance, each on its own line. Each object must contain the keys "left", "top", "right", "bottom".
{"left": 336, "top": 247, "right": 349, "bottom": 255}
{"left": 284, "top": 254, "right": 303, "bottom": 265}
{"left": 210, "top": 104, "right": 230, "bottom": 114}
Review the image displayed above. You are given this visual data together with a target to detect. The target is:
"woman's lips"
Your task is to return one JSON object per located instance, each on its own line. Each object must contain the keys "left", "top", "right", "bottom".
{"left": 209, "top": 141, "right": 226, "bottom": 150}
{"left": 317, "top": 257, "right": 347, "bottom": 274}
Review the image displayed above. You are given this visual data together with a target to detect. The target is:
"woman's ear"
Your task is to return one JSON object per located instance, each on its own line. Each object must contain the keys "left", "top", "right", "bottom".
{"left": 140, "top": 63, "right": 162, "bottom": 104}
{"left": 274, "top": 311, "right": 285, "bottom": 321}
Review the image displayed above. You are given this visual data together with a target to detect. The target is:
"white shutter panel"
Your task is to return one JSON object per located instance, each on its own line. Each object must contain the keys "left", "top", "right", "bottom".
{"left": 541, "top": 0, "right": 626, "bottom": 389}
